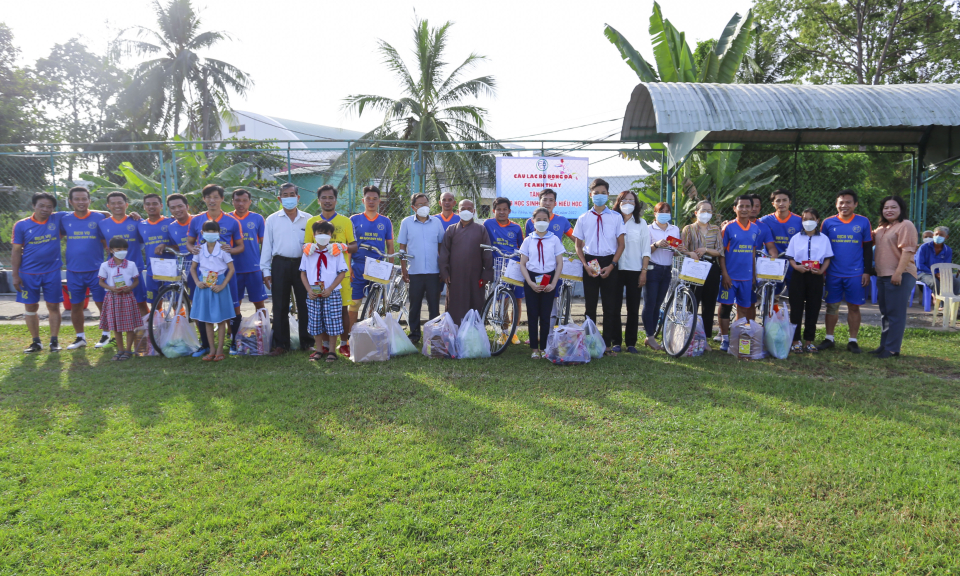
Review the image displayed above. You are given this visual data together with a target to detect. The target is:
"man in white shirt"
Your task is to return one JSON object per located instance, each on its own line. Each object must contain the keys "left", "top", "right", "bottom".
{"left": 260, "top": 183, "right": 313, "bottom": 355}
{"left": 573, "top": 178, "right": 626, "bottom": 352}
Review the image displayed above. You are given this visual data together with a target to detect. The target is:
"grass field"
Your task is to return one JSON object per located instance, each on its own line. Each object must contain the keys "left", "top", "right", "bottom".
{"left": 1, "top": 323, "right": 959, "bottom": 575}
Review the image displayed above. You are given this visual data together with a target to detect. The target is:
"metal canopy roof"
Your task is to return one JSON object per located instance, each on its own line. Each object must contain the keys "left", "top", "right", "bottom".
{"left": 621, "top": 82, "right": 960, "bottom": 166}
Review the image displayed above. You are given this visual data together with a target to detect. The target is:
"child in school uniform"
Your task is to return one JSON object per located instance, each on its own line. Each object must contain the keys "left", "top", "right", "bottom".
{"left": 190, "top": 220, "right": 236, "bottom": 361}
{"left": 300, "top": 221, "right": 348, "bottom": 362}
{"left": 518, "top": 207, "right": 566, "bottom": 358}
{"left": 98, "top": 237, "right": 142, "bottom": 361}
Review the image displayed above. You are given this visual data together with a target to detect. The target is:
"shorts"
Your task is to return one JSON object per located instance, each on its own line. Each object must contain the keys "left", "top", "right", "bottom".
{"left": 307, "top": 290, "right": 344, "bottom": 335}
{"left": 66, "top": 270, "right": 106, "bottom": 304}
{"left": 16, "top": 270, "right": 63, "bottom": 305}
{"left": 512, "top": 284, "right": 525, "bottom": 299}
{"left": 824, "top": 274, "right": 865, "bottom": 306}
{"left": 143, "top": 274, "right": 163, "bottom": 304}
{"left": 235, "top": 270, "right": 267, "bottom": 303}
{"left": 350, "top": 277, "right": 375, "bottom": 311}
{"left": 132, "top": 272, "right": 147, "bottom": 304}
{"left": 718, "top": 279, "right": 754, "bottom": 308}
{"left": 228, "top": 274, "right": 239, "bottom": 308}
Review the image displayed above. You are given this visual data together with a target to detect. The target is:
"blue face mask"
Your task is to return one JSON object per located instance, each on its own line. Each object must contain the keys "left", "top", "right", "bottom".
{"left": 592, "top": 194, "right": 608, "bottom": 207}
{"left": 656, "top": 213, "right": 671, "bottom": 224}
{"left": 202, "top": 232, "right": 220, "bottom": 243}
{"left": 280, "top": 197, "right": 299, "bottom": 210}
{"left": 934, "top": 236, "right": 946, "bottom": 244}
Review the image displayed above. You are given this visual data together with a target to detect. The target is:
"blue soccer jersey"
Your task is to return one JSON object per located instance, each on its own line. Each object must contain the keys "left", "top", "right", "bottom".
{"left": 753, "top": 218, "right": 775, "bottom": 250}
{"left": 166, "top": 216, "right": 193, "bottom": 262}
{"left": 60, "top": 211, "right": 106, "bottom": 272}
{"left": 821, "top": 214, "right": 872, "bottom": 277}
{"left": 228, "top": 211, "right": 265, "bottom": 273}
{"left": 759, "top": 212, "right": 803, "bottom": 254}
{"left": 13, "top": 213, "right": 66, "bottom": 274}
{"left": 721, "top": 220, "right": 763, "bottom": 281}
{"left": 483, "top": 219, "right": 523, "bottom": 258}
{"left": 351, "top": 213, "right": 394, "bottom": 275}
{"left": 524, "top": 213, "right": 573, "bottom": 238}
{"left": 434, "top": 212, "right": 460, "bottom": 231}
{"left": 188, "top": 211, "right": 243, "bottom": 250}
{"left": 98, "top": 216, "right": 145, "bottom": 269}
{"left": 138, "top": 217, "right": 174, "bottom": 271}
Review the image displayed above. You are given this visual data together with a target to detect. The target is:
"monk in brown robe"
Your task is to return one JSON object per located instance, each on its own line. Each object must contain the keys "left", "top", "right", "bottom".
{"left": 439, "top": 199, "right": 493, "bottom": 325}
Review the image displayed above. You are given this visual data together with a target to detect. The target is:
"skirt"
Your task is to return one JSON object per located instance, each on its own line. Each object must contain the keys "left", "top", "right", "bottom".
{"left": 190, "top": 273, "right": 236, "bottom": 324}
{"left": 99, "top": 291, "right": 142, "bottom": 332}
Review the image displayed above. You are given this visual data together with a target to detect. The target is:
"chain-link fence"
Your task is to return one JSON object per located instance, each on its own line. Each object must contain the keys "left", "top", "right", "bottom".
{"left": 924, "top": 169, "right": 960, "bottom": 263}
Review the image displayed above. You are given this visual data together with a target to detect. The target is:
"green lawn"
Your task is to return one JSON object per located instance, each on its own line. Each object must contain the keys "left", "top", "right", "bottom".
{"left": 1, "top": 324, "right": 959, "bottom": 575}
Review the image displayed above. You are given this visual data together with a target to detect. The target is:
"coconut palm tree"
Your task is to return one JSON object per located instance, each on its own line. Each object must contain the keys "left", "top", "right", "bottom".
{"left": 113, "top": 0, "right": 251, "bottom": 140}
{"left": 341, "top": 17, "right": 501, "bottom": 202}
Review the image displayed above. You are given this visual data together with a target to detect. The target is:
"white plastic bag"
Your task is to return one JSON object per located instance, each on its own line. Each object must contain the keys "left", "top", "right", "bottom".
{"left": 581, "top": 317, "right": 605, "bottom": 359}
{"left": 422, "top": 313, "right": 459, "bottom": 359}
{"left": 728, "top": 317, "right": 764, "bottom": 360}
{"left": 236, "top": 309, "right": 272, "bottom": 356}
{"left": 132, "top": 313, "right": 161, "bottom": 357}
{"left": 763, "top": 304, "right": 795, "bottom": 359}
{"left": 289, "top": 313, "right": 300, "bottom": 350}
{"left": 544, "top": 324, "right": 591, "bottom": 365}
{"left": 384, "top": 312, "right": 418, "bottom": 356}
{"left": 456, "top": 309, "right": 491, "bottom": 359}
{"left": 683, "top": 316, "right": 707, "bottom": 357}
{"left": 161, "top": 314, "right": 202, "bottom": 358}
{"left": 349, "top": 313, "right": 389, "bottom": 362}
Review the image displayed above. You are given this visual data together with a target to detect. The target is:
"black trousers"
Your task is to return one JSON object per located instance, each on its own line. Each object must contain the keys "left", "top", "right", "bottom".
{"left": 615, "top": 270, "right": 643, "bottom": 347}
{"left": 271, "top": 256, "right": 314, "bottom": 351}
{"left": 692, "top": 261, "right": 722, "bottom": 339}
{"left": 408, "top": 273, "right": 441, "bottom": 338}
{"left": 788, "top": 271, "right": 824, "bottom": 342}
{"left": 582, "top": 253, "right": 621, "bottom": 346}
{"left": 524, "top": 270, "right": 557, "bottom": 350}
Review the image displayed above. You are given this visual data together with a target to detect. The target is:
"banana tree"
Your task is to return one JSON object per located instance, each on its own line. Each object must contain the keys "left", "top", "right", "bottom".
{"left": 79, "top": 162, "right": 164, "bottom": 212}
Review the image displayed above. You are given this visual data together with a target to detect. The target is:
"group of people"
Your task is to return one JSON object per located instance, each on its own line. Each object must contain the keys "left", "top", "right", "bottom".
{"left": 11, "top": 176, "right": 947, "bottom": 361}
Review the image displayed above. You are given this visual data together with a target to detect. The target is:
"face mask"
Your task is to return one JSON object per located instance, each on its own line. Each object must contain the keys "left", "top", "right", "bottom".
{"left": 459, "top": 210, "right": 474, "bottom": 221}
{"left": 698, "top": 212, "right": 712, "bottom": 224}
{"left": 316, "top": 234, "right": 331, "bottom": 246}
{"left": 113, "top": 250, "right": 128, "bottom": 260}
{"left": 202, "top": 232, "right": 220, "bottom": 243}
{"left": 592, "top": 194, "right": 608, "bottom": 207}
{"left": 802, "top": 220, "right": 818, "bottom": 232}
{"left": 620, "top": 204, "right": 635, "bottom": 215}
{"left": 656, "top": 213, "right": 671, "bottom": 224}
{"left": 416, "top": 206, "right": 430, "bottom": 218}
{"left": 934, "top": 236, "right": 946, "bottom": 244}
{"left": 534, "top": 220, "right": 549, "bottom": 233}
{"left": 280, "top": 197, "right": 299, "bottom": 210}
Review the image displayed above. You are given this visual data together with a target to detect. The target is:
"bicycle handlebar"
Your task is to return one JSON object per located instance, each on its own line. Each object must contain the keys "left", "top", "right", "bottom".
{"left": 480, "top": 244, "right": 518, "bottom": 258}
{"left": 359, "top": 243, "right": 414, "bottom": 260}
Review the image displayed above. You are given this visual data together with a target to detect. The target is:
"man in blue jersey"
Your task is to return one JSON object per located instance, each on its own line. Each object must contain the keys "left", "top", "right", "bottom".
{"left": 60, "top": 186, "right": 112, "bottom": 350}
{"left": 759, "top": 188, "right": 801, "bottom": 292}
{"left": 138, "top": 193, "right": 173, "bottom": 307}
{"left": 483, "top": 197, "right": 524, "bottom": 345}
{"left": 434, "top": 191, "right": 461, "bottom": 231}
{"left": 227, "top": 188, "right": 267, "bottom": 353}
{"left": 186, "top": 184, "right": 245, "bottom": 357}
{"left": 12, "top": 193, "right": 66, "bottom": 353}
{"left": 749, "top": 194, "right": 779, "bottom": 257}
{"left": 163, "top": 193, "right": 193, "bottom": 262}
{"left": 98, "top": 191, "right": 150, "bottom": 317}
{"left": 817, "top": 189, "right": 873, "bottom": 353}
{"left": 349, "top": 185, "right": 394, "bottom": 326}
{"left": 523, "top": 188, "right": 574, "bottom": 239}
{"left": 718, "top": 195, "right": 763, "bottom": 352}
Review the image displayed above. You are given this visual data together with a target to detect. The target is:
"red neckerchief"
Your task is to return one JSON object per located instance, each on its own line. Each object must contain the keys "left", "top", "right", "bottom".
{"left": 594, "top": 208, "right": 604, "bottom": 245}
{"left": 315, "top": 249, "right": 328, "bottom": 281}
{"left": 537, "top": 237, "right": 545, "bottom": 267}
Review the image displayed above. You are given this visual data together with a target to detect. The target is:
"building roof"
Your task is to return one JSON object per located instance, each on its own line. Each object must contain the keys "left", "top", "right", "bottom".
{"left": 222, "top": 110, "right": 367, "bottom": 149}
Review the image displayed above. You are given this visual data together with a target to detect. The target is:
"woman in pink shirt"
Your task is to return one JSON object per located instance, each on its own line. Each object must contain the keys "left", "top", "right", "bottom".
{"left": 871, "top": 196, "right": 918, "bottom": 359}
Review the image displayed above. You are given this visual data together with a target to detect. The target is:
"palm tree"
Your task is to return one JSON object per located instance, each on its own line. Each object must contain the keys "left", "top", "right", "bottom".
{"left": 113, "top": 0, "right": 251, "bottom": 140}
{"left": 341, "top": 17, "right": 501, "bottom": 202}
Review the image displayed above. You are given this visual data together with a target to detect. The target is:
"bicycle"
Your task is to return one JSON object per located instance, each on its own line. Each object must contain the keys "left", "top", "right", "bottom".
{"left": 654, "top": 246, "right": 702, "bottom": 357}
{"left": 148, "top": 247, "right": 193, "bottom": 355}
{"left": 755, "top": 251, "right": 789, "bottom": 324}
{"left": 549, "top": 251, "right": 579, "bottom": 329}
{"left": 480, "top": 244, "right": 521, "bottom": 356}
{"left": 357, "top": 244, "right": 413, "bottom": 322}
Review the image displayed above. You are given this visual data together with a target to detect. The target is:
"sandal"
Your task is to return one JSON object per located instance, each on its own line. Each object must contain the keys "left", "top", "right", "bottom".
{"left": 110, "top": 353, "right": 123, "bottom": 361}
{"left": 118, "top": 351, "right": 133, "bottom": 361}
{"left": 790, "top": 343, "right": 804, "bottom": 354}
{"left": 325, "top": 352, "right": 337, "bottom": 363}
{"left": 308, "top": 351, "right": 323, "bottom": 362}
{"left": 805, "top": 344, "right": 818, "bottom": 353}
{"left": 201, "top": 353, "right": 216, "bottom": 361}
{"left": 212, "top": 354, "right": 225, "bottom": 362}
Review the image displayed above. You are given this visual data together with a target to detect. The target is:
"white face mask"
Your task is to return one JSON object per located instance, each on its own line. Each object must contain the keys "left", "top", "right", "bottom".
{"left": 459, "top": 210, "right": 474, "bottom": 221}
{"left": 316, "top": 234, "right": 331, "bottom": 246}
{"left": 802, "top": 220, "right": 818, "bottom": 232}
{"left": 416, "top": 206, "right": 430, "bottom": 218}
{"left": 534, "top": 220, "right": 549, "bottom": 233}
{"left": 923, "top": 237, "right": 934, "bottom": 244}
{"left": 698, "top": 212, "right": 712, "bottom": 223}
{"left": 202, "top": 232, "right": 220, "bottom": 243}
{"left": 620, "top": 203, "right": 635, "bottom": 215}
{"left": 113, "top": 250, "right": 128, "bottom": 260}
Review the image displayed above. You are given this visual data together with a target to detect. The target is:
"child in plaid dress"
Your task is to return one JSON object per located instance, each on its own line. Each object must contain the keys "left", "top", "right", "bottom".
{"left": 98, "top": 237, "right": 142, "bottom": 361}
{"left": 300, "top": 221, "right": 348, "bottom": 362}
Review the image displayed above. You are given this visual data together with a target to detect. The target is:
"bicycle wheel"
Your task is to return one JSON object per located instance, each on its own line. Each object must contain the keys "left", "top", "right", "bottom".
{"left": 759, "top": 284, "right": 774, "bottom": 324}
{"left": 481, "top": 289, "right": 519, "bottom": 356}
{"left": 149, "top": 284, "right": 191, "bottom": 356}
{"left": 662, "top": 287, "right": 698, "bottom": 357}
{"left": 387, "top": 275, "right": 409, "bottom": 321}
{"left": 558, "top": 284, "right": 572, "bottom": 325}
{"left": 358, "top": 283, "right": 383, "bottom": 322}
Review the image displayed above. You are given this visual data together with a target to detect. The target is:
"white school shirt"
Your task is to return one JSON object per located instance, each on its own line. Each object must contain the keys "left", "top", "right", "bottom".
{"left": 299, "top": 250, "right": 348, "bottom": 290}
{"left": 784, "top": 232, "right": 834, "bottom": 264}
{"left": 572, "top": 207, "right": 625, "bottom": 256}
{"left": 620, "top": 217, "right": 652, "bottom": 271}
{"left": 648, "top": 223, "right": 682, "bottom": 266}
{"left": 97, "top": 259, "right": 139, "bottom": 287}
{"left": 195, "top": 242, "right": 233, "bottom": 276}
{"left": 519, "top": 232, "right": 566, "bottom": 274}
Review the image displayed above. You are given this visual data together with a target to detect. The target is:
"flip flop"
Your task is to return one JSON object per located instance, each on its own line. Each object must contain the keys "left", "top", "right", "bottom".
{"left": 213, "top": 354, "right": 225, "bottom": 362}
{"left": 201, "top": 353, "right": 216, "bottom": 361}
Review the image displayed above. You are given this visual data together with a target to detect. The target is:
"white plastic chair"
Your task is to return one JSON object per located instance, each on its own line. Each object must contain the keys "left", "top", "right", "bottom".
{"left": 930, "top": 263, "right": 960, "bottom": 328}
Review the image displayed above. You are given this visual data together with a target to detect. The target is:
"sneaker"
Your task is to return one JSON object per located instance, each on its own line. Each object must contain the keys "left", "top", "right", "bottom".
{"left": 816, "top": 339, "right": 836, "bottom": 351}
{"left": 868, "top": 347, "right": 884, "bottom": 355}
{"left": 66, "top": 337, "right": 87, "bottom": 350}
{"left": 49, "top": 340, "right": 62, "bottom": 352}
{"left": 511, "top": 334, "right": 521, "bottom": 345}
{"left": 713, "top": 334, "right": 722, "bottom": 343}
{"left": 24, "top": 342, "right": 42, "bottom": 354}
{"left": 847, "top": 341, "right": 862, "bottom": 354}
{"left": 626, "top": 346, "right": 640, "bottom": 354}
{"left": 229, "top": 346, "right": 239, "bottom": 356}
{"left": 191, "top": 347, "right": 210, "bottom": 358}
{"left": 531, "top": 351, "right": 541, "bottom": 359}
{"left": 338, "top": 344, "right": 350, "bottom": 358}
{"left": 719, "top": 340, "right": 729, "bottom": 352}
{"left": 94, "top": 334, "right": 113, "bottom": 349}
{"left": 611, "top": 345, "right": 622, "bottom": 353}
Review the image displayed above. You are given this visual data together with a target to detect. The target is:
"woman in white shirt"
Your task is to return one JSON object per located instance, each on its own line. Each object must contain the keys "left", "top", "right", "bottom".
{"left": 519, "top": 208, "right": 566, "bottom": 358}
{"left": 785, "top": 207, "right": 833, "bottom": 353}
{"left": 642, "top": 202, "right": 688, "bottom": 350}
{"left": 612, "top": 191, "right": 650, "bottom": 353}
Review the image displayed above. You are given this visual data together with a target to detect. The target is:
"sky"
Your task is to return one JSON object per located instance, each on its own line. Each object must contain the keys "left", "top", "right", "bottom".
{"left": 4, "top": 0, "right": 753, "bottom": 175}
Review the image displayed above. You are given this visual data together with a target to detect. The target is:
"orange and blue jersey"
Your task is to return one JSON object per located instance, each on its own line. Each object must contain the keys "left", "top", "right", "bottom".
{"left": 188, "top": 211, "right": 243, "bottom": 249}
{"left": 483, "top": 219, "right": 523, "bottom": 258}
{"left": 434, "top": 212, "right": 460, "bottom": 231}
{"left": 60, "top": 211, "right": 106, "bottom": 272}
{"left": 228, "top": 211, "right": 265, "bottom": 273}
{"left": 351, "top": 213, "right": 393, "bottom": 276}
{"left": 13, "top": 213, "right": 66, "bottom": 274}
{"left": 138, "top": 217, "right": 174, "bottom": 271}
{"left": 524, "top": 213, "right": 573, "bottom": 239}
{"left": 759, "top": 212, "right": 802, "bottom": 254}
{"left": 821, "top": 214, "right": 872, "bottom": 277}
{"left": 98, "top": 215, "right": 145, "bottom": 269}
{"left": 166, "top": 216, "right": 194, "bottom": 262}
{"left": 721, "top": 220, "right": 763, "bottom": 281}
{"left": 752, "top": 218, "right": 775, "bottom": 250}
